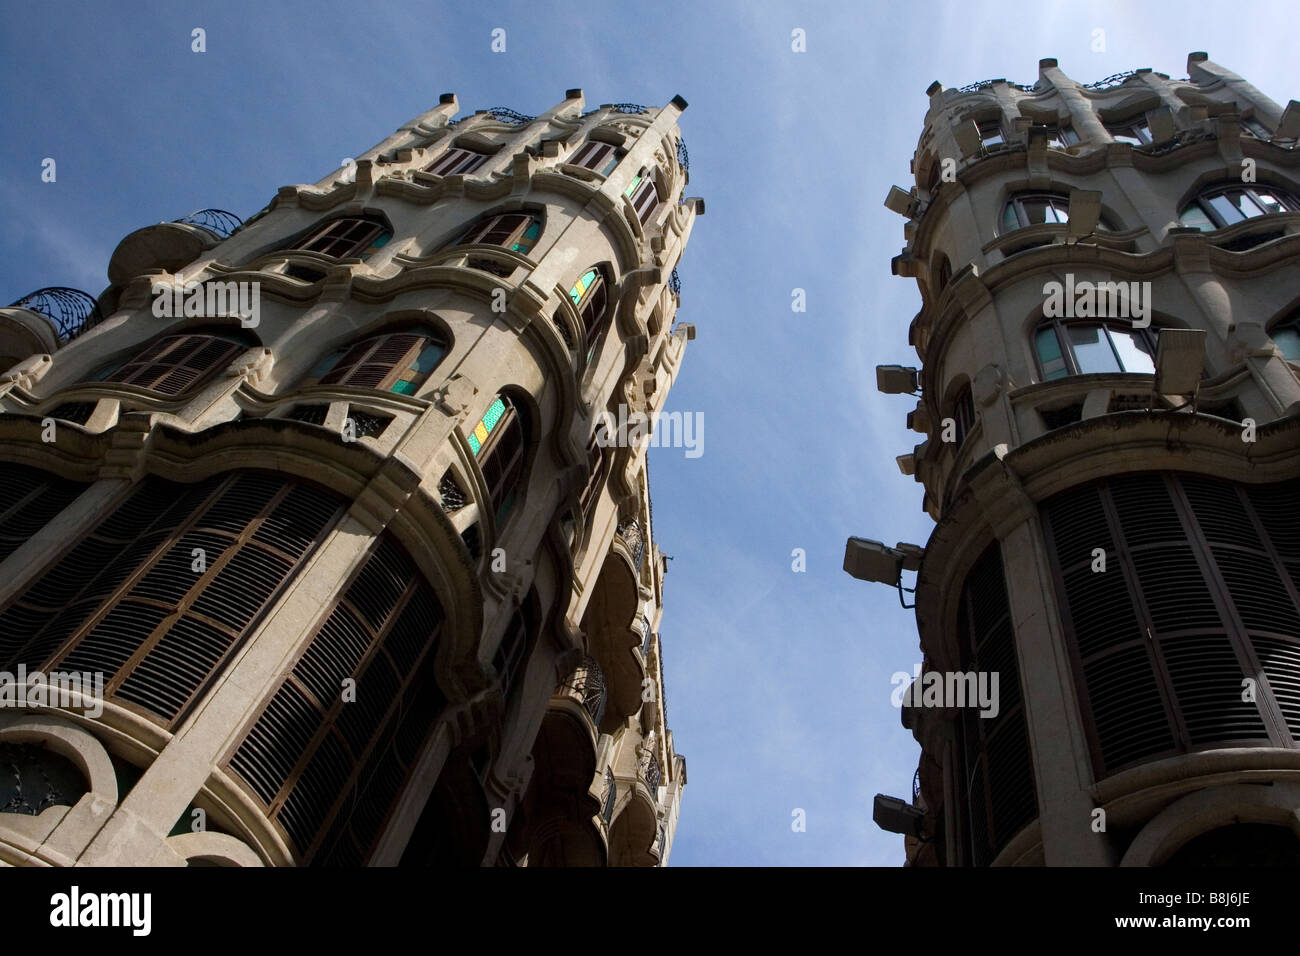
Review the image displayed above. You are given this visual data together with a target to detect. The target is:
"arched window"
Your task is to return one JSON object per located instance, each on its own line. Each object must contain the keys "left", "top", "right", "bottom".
{"left": 300, "top": 327, "right": 447, "bottom": 395}
{"left": 468, "top": 394, "right": 527, "bottom": 525}
{"left": 1002, "top": 193, "right": 1070, "bottom": 232}
{"left": 1105, "top": 116, "right": 1152, "bottom": 145}
{"left": 570, "top": 141, "right": 622, "bottom": 175}
{"left": 457, "top": 213, "right": 543, "bottom": 256}
{"left": 1034, "top": 317, "right": 1156, "bottom": 380}
{"left": 1044, "top": 124, "right": 1080, "bottom": 149}
{"left": 0, "top": 471, "right": 345, "bottom": 729}
{"left": 1178, "top": 185, "right": 1300, "bottom": 232}
{"left": 625, "top": 170, "right": 661, "bottom": 224}
{"left": 579, "top": 432, "right": 610, "bottom": 523}
{"left": 291, "top": 216, "right": 391, "bottom": 259}
{"left": 426, "top": 146, "right": 492, "bottom": 177}
{"left": 94, "top": 331, "right": 252, "bottom": 396}
{"left": 569, "top": 267, "right": 612, "bottom": 362}
{"left": 1271, "top": 310, "right": 1300, "bottom": 361}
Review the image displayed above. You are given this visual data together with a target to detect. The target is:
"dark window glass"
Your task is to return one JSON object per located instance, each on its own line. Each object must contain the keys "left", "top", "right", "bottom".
{"left": 296, "top": 218, "right": 391, "bottom": 259}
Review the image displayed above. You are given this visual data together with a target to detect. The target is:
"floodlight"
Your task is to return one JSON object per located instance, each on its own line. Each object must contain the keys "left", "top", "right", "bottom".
{"left": 876, "top": 364, "right": 919, "bottom": 395}
{"left": 1155, "top": 328, "right": 1207, "bottom": 396}
{"left": 873, "top": 794, "right": 924, "bottom": 836}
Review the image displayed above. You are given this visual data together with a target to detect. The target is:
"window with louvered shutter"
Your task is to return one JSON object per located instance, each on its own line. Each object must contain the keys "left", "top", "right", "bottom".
{"left": 628, "top": 177, "right": 660, "bottom": 224}
{"left": 100, "top": 334, "right": 246, "bottom": 396}
{"left": 225, "top": 534, "right": 446, "bottom": 864}
{"left": 957, "top": 542, "right": 1037, "bottom": 865}
{"left": 303, "top": 330, "right": 446, "bottom": 395}
{"left": 456, "top": 213, "right": 543, "bottom": 256}
{"left": 297, "top": 218, "right": 391, "bottom": 259}
{"left": 0, "top": 472, "right": 343, "bottom": 728}
{"left": 1042, "top": 474, "right": 1300, "bottom": 780}
{"left": 0, "top": 463, "right": 87, "bottom": 565}
{"left": 578, "top": 434, "right": 609, "bottom": 522}
{"left": 426, "top": 147, "right": 491, "bottom": 177}
{"left": 570, "top": 141, "right": 619, "bottom": 174}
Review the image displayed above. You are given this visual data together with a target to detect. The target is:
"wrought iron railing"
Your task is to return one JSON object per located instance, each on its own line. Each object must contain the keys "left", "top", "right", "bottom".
{"left": 637, "top": 613, "right": 652, "bottom": 656}
{"left": 913, "top": 767, "right": 921, "bottom": 804}
{"left": 676, "top": 137, "right": 689, "bottom": 174}
{"left": 617, "top": 518, "right": 645, "bottom": 572}
{"left": 956, "top": 78, "right": 1036, "bottom": 94}
{"left": 669, "top": 268, "right": 681, "bottom": 296}
{"left": 6, "top": 287, "right": 102, "bottom": 342}
{"left": 557, "top": 655, "right": 607, "bottom": 727}
{"left": 172, "top": 208, "right": 243, "bottom": 238}
{"left": 483, "top": 107, "right": 535, "bottom": 126}
{"left": 641, "top": 750, "right": 661, "bottom": 793}
{"left": 609, "top": 103, "right": 649, "bottom": 114}
{"left": 601, "top": 767, "right": 617, "bottom": 824}
{"left": 1083, "top": 70, "right": 1139, "bottom": 90}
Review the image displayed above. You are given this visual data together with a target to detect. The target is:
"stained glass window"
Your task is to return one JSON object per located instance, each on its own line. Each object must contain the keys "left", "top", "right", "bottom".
{"left": 468, "top": 397, "right": 507, "bottom": 455}
{"left": 457, "top": 214, "right": 543, "bottom": 257}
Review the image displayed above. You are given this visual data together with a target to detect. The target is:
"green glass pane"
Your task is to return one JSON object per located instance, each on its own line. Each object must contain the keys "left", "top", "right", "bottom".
{"left": 523, "top": 221, "right": 541, "bottom": 239}
{"left": 625, "top": 175, "right": 642, "bottom": 197}
{"left": 308, "top": 351, "right": 342, "bottom": 379}
{"left": 1001, "top": 204, "right": 1020, "bottom": 232}
{"left": 1036, "top": 327, "right": 1068, "bottom": 380}
{"left": 411, "top": 343, "right": 445, "bottom": 373}
{"left": 390, "top": 379, "right": 416, "bottom": 395}
{"left": 482, "top": 397, "right": 506, "bottom": 433}
{"left": 1179, "top": 205, "right": 1215, "bottom": 232}
{"left": 467, "top": 432, "right": 481, "bottom": 455}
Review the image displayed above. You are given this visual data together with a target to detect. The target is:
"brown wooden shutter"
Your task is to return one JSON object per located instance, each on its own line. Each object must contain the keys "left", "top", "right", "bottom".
{"left": 104, "top": 335, "right": 245, "bottom": 396}
{"left": 480, "top": 399, "right": 525, "bottom": 520}
{"left": 319, "top": 333, "right": 425, "bottom": 390}
{"left": 571, "top": 142, "right": 614, "bottom": 171}
{"left": 0, "top": 463, "right": 86, "bottom": 565}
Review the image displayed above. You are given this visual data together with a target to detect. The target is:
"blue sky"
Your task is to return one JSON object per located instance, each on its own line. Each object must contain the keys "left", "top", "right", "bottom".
{"left": 1, "top": 0, "right": 1295, "bottom": 866}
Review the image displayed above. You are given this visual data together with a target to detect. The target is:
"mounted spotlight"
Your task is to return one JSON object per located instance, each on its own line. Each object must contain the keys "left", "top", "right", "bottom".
{"left": 873, "top": 794, "right": 925, "bottom": 836}
{"left": 843, "top": 537, "right": 924, "bottom": 608}
{"left": 876, "top": 364, "right": 919, "bottom": 395}
{"left": 1155, "top": 328, "right": 1207, "bottom": 398}
{"left": 1066, "top": 189, "right": 1103, "bottom": 240}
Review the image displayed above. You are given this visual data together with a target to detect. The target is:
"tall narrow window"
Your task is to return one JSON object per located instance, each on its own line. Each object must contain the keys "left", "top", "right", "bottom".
{"left": 300, "top": 328, "right": 446, "bottom": 396}
{"left": 226, "top": 533, "right": 446, "bottom": 864}
{"left": 426, "top": 147, "right": 491, "bottom": 177}
{"left": 95, "top": 332, "right": 250, "bottom": 396}
{"left": 625, "top": 173, "right": 660, "bottom": 225}
{"left": 570, "top": 141, "right": 621, "bottom": 175}
{"left": 1034, "top": 318, "right": 1156, "bottom": 381}
{"left": 293, "top": 217, "right": 391, "bottom": 259}
{"left": 1179, "top": 185, "right": 1300, "bottom": 231}
{"left": 457, "top": 213, "right": 543, "bottom": 255}
{"left": 579, "top": 433, "right": 610, "bottom": 522}
{"left": 568, "top": 268, "right": 611, "bottom": 362}
{"left": 468, "top": 395, "right": 526, "bottom": 525}
{"left": 952, "top": 386, "right": 976, "bottom": 448}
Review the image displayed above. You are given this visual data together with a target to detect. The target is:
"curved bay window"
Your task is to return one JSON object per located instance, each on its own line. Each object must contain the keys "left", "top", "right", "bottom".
{"left": 1034, "top": 318, "right": 1155, "bottom": 381}
{"left": 1271, "top": 311, "right": 1300, "bottom": 361}
{"left": 1042, "top": 474, "right": 1300, "bottom": 778}
{"left": 457, "top": 213, "right": 543, "bottom": 256}
{"left": 569, "top": 267, "right": 612, "bottom": 362}
{"left": 1179, "top": 185, "right": 1300, "bottom": 232}
{"left": 290, "top": 216, "right": 391, "bottom": 259}
{"left": 468, "top": 394, "right": 527, "bottom": 526}
{"left": 226, "top": 534, "right": 447, "bottom": 864}
{"left": 1001, "top": 192, "right": 1116, "bottom": 233}
{"left": 300, "top": 327, "right": 446, "bottom": 396}
{"left": 0, "top": 471, "right": 345, "bottom": 728}
{"left": 93, "top": 331, "right": 252, "bottom": 396}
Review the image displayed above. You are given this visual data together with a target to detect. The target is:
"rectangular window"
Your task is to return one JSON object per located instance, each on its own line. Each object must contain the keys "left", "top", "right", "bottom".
{"left": 427, "top": 147, "right": 489, "bottom": 177}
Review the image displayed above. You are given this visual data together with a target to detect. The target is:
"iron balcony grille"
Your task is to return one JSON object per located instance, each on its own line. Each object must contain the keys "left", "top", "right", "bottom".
{"left": 0, "top": 742, "right": 88, "bottom": 816}
{"left": 641, "top": 750, "right": 662, "bottom": 793}
{"left": 557, "top": 655, "right": 607, "bottom": 728}
{"left": 172, "top": 209, "right": 243, "bottom": 239}
{"left": 617, "top": 518, "right": 645, "bottom": 572}
{"left": 669, "top": 268, "right": 681, "bottom": 296}
{"left": 7, "top": 287, "right": 102, "bottom": 342}
{"left": 1083, "top": 70, "right": 1140, "bottom": 90}
{"left": 482, "top": 107, "right": 535, "bottom": 126}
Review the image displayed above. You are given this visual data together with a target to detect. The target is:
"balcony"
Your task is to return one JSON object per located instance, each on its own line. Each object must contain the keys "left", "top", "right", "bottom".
{"left": 4, "top": 287, "right": 102, "bottom": 342}
{"left": 555, "top": 655, "right": 608, "bottom": 730}
{"left": 107, "top": 208, "right": 243, "bottom": 285}
{"left": 616, "top": 517, "right": 645, "bottom": 573}
{"left": 640, "top": 749, "right": 662, "bottom": 794}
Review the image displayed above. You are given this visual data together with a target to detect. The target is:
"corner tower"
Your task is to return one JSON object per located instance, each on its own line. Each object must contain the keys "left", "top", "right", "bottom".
{"left": 0, "top": 91, "right": 700, "bottom": 867}
{"left": 855, "top": 54, "right": 1300, "bottom": 866}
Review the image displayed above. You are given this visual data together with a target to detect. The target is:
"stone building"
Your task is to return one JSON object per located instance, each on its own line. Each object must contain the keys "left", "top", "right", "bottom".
{"left": 855, "top": 54, "right": 1300, "bottom": 865}
{"left": 0, "top": 91, "right": 699, "bottom": 866}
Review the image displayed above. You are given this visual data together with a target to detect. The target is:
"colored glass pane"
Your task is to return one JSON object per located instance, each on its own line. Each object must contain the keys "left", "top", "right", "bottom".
{"left": 482, "top": 398, "right": 506, "bottom": 432}
{"left": 625, "top": 176, "right": 642, "bottom": 197}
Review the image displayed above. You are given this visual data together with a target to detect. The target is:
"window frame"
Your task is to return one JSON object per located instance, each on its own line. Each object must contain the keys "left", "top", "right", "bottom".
{"left": 570, "top": 141, "right": 622, "bottom": 176}
{"left": 1034, "top": 317, "right": 1159, "bottom": 381}
{"left": 426, "top": 146, "right": 492, "bottom": 177}
{"left": 1001, "top": 192, "right": 1071, "bottom": 233}
{"left": 299, "top": 328, "right": 447, "bottom": 396}
{"left": 470, "top": 394, "right": 528, "bottom": 527}
{"left": 96, "top": 332, "right": 250, "bottom": 396}
{"left": 625, "top": 172, "right": 661, "bottom": 225}
{"left": 294, "top": 217, "right": 392, "bottom": 259}
{"left": 456, "top": 212, "right": 544, "bottom": 256}
{"left": 1178, "top": 185, "right": 1300, "bottom": 231}
{"left": 1270, "top": 311, "right": 1300, "bottom": 362}
{"left": 1105, "top": 116, "right": 1153, "bottom": 145}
